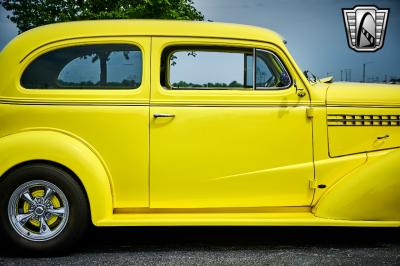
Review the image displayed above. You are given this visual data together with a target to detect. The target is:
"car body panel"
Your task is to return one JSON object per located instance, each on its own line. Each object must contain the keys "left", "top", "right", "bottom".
{"left": 0, "top": 20, "right": 398, "bottom": 226}
{"left": 0, "top": 130, "right": 113, "bottom": 223}
{"left": 149, "top": 37, "right": 314, "bottom": 208}
{"left": 312, "top": 153, "right": 367, "bottom": 204}
{"left": 327, "top": 82, "right": 400, "bottom": 157}
{"left": 0, "top": 35, "right": 152, "bottom": 210}
{"left": 314, "top": 149, "right": 400, "bottom": 221}
{"left": 95, "top": 215, "right": 400, "bottom": 227}
{"left": 327, "top": 82, "right": 400, "bottom": 107}
{"left": 0, "top": 104, "right": 150, "bottom": 209}
{"left": 150, "top": 106, "right": 314, "bottom": 208}
{"left": 327, "top": 107, "right": 400, "bottom": 157}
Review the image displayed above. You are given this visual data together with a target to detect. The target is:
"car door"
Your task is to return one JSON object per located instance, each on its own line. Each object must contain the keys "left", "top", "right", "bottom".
{"left": 149, "top": 37, "right": 314, "bottom": 209}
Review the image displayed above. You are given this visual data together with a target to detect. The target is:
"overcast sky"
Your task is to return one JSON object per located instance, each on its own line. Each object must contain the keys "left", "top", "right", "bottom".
{"left": 1, "top": 0, "right": 399, "bottom": 82}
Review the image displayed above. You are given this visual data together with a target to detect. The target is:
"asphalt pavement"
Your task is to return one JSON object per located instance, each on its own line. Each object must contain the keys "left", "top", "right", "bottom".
{"left": 0, "top": 226, "right": 399, "bottom": 265}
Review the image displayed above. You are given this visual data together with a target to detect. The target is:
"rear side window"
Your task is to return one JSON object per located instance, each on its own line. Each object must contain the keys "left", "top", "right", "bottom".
{"left": 21, "top": 44, "right": 142, "bottom": 89}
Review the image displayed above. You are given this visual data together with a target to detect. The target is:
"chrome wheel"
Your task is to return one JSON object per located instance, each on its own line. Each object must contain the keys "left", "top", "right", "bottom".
{"left": 7, "top": 180, "right": 69, "bottom": 242}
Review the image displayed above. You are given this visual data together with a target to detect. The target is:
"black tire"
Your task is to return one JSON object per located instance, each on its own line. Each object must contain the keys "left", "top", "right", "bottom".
{"left": 0, "top": 163, "right": 89, "bottom": 255}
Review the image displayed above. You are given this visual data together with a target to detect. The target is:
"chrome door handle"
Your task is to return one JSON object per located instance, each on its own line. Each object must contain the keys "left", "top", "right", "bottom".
{"left": 153, "top": 113, "right": 175, "bottom": 118}
{"left": 377, "top": 134, "right": 389, "bottom": 140}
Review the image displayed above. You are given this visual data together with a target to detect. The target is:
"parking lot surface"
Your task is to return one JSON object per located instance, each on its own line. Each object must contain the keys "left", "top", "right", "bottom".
{"left": 0, "top": 226, "right": 399, "bottom": 265}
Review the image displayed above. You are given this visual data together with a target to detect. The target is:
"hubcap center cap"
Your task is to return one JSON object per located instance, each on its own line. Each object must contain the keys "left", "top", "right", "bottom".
{"left": 34, "top": 206, "right": 45, "bottom": 216}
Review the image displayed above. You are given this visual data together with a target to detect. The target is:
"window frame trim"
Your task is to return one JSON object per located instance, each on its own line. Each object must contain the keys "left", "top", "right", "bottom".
{"left": 254, "top": 48, "right": 293, "bottom": 91}
{"left": 163, "top": 46, "right": 253, "bottom": 91}
{"left": 162, "top": 46, "right": 292, "bottom": 92}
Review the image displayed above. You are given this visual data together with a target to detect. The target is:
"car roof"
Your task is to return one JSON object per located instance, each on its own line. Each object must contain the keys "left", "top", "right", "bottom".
{"left": 1, "top": 20, "right": 285, "bottom": 60}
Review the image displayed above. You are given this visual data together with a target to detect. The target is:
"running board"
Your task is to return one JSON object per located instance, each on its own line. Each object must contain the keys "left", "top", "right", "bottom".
{"left": 95, "top": 212, "right": 400, "bottom": 227}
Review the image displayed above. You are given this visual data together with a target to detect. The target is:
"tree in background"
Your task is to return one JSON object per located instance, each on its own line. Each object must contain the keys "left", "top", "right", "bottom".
{"left": 1, "top": 0, "right": 204, "bottom": 33}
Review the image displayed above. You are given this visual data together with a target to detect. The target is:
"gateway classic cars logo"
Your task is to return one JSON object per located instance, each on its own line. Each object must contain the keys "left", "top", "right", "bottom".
{"left": 342, "top": 5, "right": 389, "bottom": 52}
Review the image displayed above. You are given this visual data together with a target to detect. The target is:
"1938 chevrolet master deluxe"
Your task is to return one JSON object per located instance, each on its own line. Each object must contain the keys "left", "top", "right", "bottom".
{"left": 0, "top": 20, "right": 399, "bottom": 253}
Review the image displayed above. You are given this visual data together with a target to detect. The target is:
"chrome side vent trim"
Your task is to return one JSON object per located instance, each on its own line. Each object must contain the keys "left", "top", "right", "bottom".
{"left": 328, "top": 114, "right": 400, "bottom": 126}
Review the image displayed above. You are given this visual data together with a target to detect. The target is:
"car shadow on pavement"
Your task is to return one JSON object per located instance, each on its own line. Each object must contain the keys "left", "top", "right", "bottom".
{"left": 0, "top": 226, "right": 399, "bottom": 264}
{"left": 79, "top": 226, "right": 400, "bottom": 252}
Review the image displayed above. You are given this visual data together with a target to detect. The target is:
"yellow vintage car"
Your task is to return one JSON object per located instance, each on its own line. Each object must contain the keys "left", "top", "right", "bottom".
{"left": 0, "top": 20, "right": 399, "bottom": 253}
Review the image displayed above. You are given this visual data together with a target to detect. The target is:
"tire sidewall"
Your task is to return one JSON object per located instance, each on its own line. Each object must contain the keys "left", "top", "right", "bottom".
{"left": 0, "top": 163, "right": 89, "bottom": 255}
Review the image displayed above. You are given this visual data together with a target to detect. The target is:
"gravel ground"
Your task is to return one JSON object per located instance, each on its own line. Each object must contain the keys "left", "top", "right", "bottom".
{"left": 0, "top": 226, "right": 399, "bottom": 265}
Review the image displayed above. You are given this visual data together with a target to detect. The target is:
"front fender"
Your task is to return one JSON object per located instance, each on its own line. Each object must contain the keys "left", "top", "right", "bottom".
{"left": 314, "top": 149, "right": 400, "bottom": 221}
{"left": 0, "top": 129, "right": 113, "bottom": 224}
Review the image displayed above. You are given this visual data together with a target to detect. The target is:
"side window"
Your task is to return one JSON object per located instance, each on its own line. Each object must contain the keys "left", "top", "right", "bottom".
{"left": 161, "top": 46, "right": 290, "bottom": 90}
{"left": 21, "top": 44, "right": 142, "bottom": 89}
{"left": 162, "top": 48, "right": 253, "bottom": 90}
{"left": 255, "top": 49, "right": 291, "bottom": 89}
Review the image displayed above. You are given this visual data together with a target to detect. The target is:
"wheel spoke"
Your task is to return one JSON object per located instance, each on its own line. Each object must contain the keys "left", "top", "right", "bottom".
{"left": 21, "top": 191, "right": 35, "bottom": 205}
{"left": 47, "top": 207, "right": 65, "bottom": 217}
{"left": 43, "top": 187, "right": 54, "bottom": 202}
{"left": 16, "top": 212, "right": 34, "bottom": 225}
{"left": 39, "top": 216, "right": 51, "bottom": 235}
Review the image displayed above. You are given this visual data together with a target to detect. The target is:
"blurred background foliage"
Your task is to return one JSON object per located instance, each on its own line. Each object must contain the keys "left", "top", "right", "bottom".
{"left": 1, "top": 0, "right": 204, "bottom": 33}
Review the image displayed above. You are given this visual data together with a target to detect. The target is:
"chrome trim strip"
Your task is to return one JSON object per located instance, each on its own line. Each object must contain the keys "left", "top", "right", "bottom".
{"left": 252, "top": 48, "right": 256, "bottom": 91}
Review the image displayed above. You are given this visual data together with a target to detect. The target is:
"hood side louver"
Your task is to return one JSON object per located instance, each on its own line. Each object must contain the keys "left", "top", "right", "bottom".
{"left": 328, "top": 114, "right": 400, "bottom": 126}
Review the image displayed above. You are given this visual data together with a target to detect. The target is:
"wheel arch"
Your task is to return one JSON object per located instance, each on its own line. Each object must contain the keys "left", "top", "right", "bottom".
{"left": 1, "top": 159, "right": 91, "bottom": 217}
{"left": 0, "top": 129, "right": 114, "bottom": 224}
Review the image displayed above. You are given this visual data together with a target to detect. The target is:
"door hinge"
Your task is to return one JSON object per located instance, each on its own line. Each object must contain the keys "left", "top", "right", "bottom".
{"left": 306, "top": 107, "right": 314, "bottom": 119}
{"left": 309, "top": 179, "right": 317, "bottom": 189}
{"left": 309, "top": 179, "right": 326, "bottom": 190}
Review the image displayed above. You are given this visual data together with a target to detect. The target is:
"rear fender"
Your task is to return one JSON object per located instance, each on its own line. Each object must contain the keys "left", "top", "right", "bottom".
{"left": 0, "top": 129, "right": 113, "bottom": 224}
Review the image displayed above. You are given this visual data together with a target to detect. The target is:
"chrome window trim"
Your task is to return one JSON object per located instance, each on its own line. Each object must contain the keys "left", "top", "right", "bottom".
{"left": 165, "top": 47, "right": 253, "bottom": 91}
{"left": 254, "top": 48, "right": 292, "bottom": 91}
{"left": 252, "top": 48, "right": 256, "bottom": 90}
{"left": 162, "top": 46, "right": 292, "bottom": 91}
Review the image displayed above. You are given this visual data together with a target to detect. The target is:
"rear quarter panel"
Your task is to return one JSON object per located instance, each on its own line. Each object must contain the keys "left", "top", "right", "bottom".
{"left": 0, "top": 36, "right": 152, "bottom": 221}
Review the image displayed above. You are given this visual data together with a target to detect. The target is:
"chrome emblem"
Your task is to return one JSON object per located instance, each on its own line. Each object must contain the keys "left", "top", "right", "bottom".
{"left": 342, "top": 6, "right": 389, "bottom": 52}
